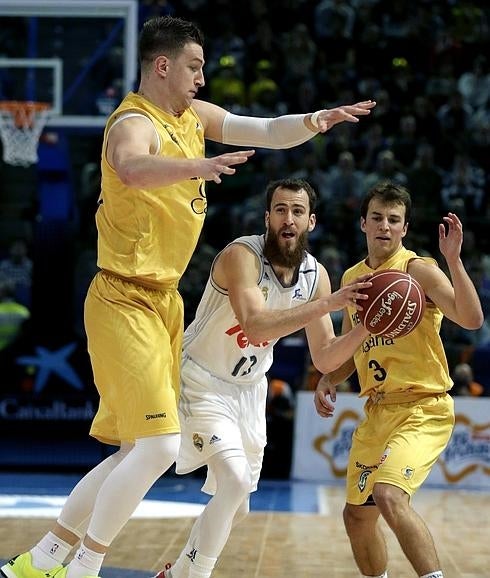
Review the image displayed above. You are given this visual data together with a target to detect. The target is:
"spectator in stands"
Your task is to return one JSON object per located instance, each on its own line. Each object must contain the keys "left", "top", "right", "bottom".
{"left": 289, "top": 143, "right": 331, "bottom": 204}
{"left": 0, "top": 277, "right": 30, "bottom": 352}
{"left": 314, "top": 0, "right": 355, "bottom": 61}
{"left": 244, "top": 20, "right": 281, "bottom": 74}
{"left": 426, "top": 60, "right": 458, "bottom": 110}
{"left": 278, "top": 23, "right": 317, "bottom": 108}
{"left": 467, "top": 105, "right": 490, "bottom": 170}
{"left": 385, "top": 57, "right": 421, "bottom": 111}
{"left": 369, "top": 88, "right": 400, "bottom": 137}
{"left": 363, "top": 149, "right": 408, "bottom": 191}
{"left": 391, "top": 114, "right": 419, "bottom": 170}
{"left": 205, "top": 15, "right": 246, "bottom": 77}
{"left": 448, "top": 1, "right": 489, "bottom": 45}
{"left": 358, "top": 122, "right": 390, "bottom": 173}
{"left": 412, "top": 95, "right": 442, "bottom": 147}
{"left": 457, "top": 55, "right": 490, "bottom": 112}
{"left": 248, "top": 59, "right": 287, "bottom": 117}
{"left": 326, "top": 150, "right": 365, "bottom": 204}
{"left": 139, "top": 0, "right": 176, "bottom": 23}
{"left": 437, "top": 90, "right": 472, "bottom": 134}
{"left": 406, "top": 143, "right": 444, "bottom": 219}
{"left": 324, "top": 151, "right": 366, "bottom": 258}
{"left": 208, "top": 54, "right": 247, "bottom": 110}
{"left": 440, "top": 154, "right": 486, "bottom": 217}
{"left": 262, "top": 377, "right": 295, "bottom": 478}
{"left": 437, "top": 90, "right": 473, "bottom": 168}
{"left": 0, "top": 239, "right": 33, "bottom": 308}
{"left": 451, "top": 362, "right": 484, "bottom": 396}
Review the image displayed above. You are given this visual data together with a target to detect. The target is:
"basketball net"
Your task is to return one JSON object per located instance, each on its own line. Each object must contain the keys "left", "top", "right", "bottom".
{"left": 0, "top": 101, "right": 51, "bottom": 167}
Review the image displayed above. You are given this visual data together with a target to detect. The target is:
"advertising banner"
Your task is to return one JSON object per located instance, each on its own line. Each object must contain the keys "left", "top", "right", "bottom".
{"left": 291, "top": 392, "right": 490, "bottom": 489}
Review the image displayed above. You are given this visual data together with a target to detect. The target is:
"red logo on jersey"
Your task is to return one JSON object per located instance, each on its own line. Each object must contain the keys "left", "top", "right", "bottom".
{"left": 225, "top": 323, "right": 269, "bottom": 348}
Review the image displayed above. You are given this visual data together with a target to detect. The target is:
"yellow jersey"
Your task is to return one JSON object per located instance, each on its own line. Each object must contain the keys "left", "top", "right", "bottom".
{"left": 342, "top": 246, "right": 452, "bottom": 397}
{"left": 96, "top": 92, "right": 206, "bottom": 288}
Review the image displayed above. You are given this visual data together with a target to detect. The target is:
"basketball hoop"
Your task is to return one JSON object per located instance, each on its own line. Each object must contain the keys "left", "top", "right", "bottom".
{"left": 0, "top": 100, "right": 51, "bottom": 167}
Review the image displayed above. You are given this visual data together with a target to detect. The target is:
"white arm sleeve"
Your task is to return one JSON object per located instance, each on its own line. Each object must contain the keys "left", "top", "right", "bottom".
{"left": 221, "top": 112, "right": 316, "bottom": 149}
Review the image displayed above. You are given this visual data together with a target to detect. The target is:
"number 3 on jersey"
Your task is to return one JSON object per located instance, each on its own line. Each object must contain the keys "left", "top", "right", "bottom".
{"left": 369, "top": 359, "right": 387, "bottom": 382}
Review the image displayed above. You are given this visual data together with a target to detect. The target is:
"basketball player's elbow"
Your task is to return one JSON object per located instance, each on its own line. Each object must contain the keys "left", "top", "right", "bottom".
{"left": 316, "top": 360, "right": 341, "bottom": 375}
{"left": 118, "top": 165, "right": 145, "bottom": 187}
{"left": 461, "top": 310, "right": 484, "bottom": 330}
{"left": 312, "top": 346, "right": 354, "bottom": 376}
{"left": 311, "top": 353, "right": 342, "bottom": 375}
{"left": 241, "top": 315, "right": 274, "bottom": 345}
{"left": 242, "top": 325, "right": 269, "bottom": 346}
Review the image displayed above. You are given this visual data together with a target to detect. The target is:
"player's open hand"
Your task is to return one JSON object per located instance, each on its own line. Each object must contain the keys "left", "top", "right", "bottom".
{"left": 314, "top": 100, "right": 376, "bottom": 132}
{"left": 439, "top": 212, "right": 463, "bottom": 264}
{"left": 202, "top": 149, "right": 255, "bottom": 183}
{"left": 326, "top": 274, "right": 372, "bottom": 312}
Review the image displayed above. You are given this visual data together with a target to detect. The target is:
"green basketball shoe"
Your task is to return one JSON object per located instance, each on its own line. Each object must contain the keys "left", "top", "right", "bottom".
{"left": 1, "top": 553, "right": 63, "bottom": 578}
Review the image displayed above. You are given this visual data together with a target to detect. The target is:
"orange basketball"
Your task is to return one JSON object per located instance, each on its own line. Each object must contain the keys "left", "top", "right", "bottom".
{"left": 358, "top": 269, "right": 426, "bottom": 338}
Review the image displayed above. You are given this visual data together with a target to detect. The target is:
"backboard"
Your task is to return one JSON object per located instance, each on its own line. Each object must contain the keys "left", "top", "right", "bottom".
{"left": 0, "top": 0, "right": 138, "bottom": 129}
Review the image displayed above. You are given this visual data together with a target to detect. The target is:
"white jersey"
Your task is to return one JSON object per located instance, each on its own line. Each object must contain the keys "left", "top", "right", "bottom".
{"left": 183, "top": 234, "right": 320, "bottom": 385}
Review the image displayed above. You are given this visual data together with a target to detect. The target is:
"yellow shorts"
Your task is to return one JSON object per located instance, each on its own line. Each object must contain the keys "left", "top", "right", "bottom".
{"left": 84, "top": 271, "right": 183, "bottom": 445}
{"left": 346, "top": 393, "right": 454, "bottom": 504}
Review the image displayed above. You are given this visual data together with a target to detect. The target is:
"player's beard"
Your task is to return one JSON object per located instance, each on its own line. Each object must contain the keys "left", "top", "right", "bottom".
{"left": 264, "top": 228, "right": 309, "bottom": 269}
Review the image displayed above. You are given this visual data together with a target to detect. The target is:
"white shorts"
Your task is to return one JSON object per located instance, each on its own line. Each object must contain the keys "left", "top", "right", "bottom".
{"left": 177, "top": 355, "right": 268, "bottom": 495}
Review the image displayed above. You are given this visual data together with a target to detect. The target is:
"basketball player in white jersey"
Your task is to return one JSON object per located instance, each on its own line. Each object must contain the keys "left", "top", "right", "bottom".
{"left": 154, "top": 178, "right": 373, "bottom": 578}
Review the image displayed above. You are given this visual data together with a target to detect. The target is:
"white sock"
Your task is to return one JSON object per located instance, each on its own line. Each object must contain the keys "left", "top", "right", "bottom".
{"left": 170, "top": 543, "right": 194, "bottom": 578}
{"left": 188, "top": 550, "right": 217, "bottom": 578}
{"left": 420, "top": 573, "right": 443, "bottom": 578}
{"left": 30, "top": 532, "right": 73, "bottom": 569}
{"left": 362, "top": 573, "right": 387, "bottom": 578}
{"left": 66, "top": 543, "right": 105, "bottom": 578}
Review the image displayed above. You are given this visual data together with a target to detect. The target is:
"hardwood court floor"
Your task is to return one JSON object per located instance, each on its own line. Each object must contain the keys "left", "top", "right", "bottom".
{"left": 0, "top": 484, "right": 488, "bottom": 578}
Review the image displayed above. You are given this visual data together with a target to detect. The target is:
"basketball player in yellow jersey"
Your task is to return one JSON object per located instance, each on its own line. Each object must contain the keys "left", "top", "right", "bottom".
{"left": 315, "top": 181, "right": 483, "bottom": 578}
{"left": 1, "top": 14, "right": 377, "bottom": 578}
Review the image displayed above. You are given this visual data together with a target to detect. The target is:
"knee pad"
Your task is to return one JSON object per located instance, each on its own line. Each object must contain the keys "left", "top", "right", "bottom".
{"left": 133, "top": 434, "right": 180, "bottom": 473}
{"left": 211, "top": 450, "right": 253, "bottom": 497}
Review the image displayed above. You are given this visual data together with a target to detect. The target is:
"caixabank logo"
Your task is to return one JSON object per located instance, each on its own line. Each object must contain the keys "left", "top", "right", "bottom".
{"left": 1, "top": 341, "right": 96, "bottom": 422}
{"left": 16, "top": 342, "right": 84, "bottom": 393}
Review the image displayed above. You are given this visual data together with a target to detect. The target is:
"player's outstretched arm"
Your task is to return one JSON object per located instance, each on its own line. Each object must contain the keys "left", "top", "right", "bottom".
{"left": 194, "top": 98, "right": 376, "bottom": 150}
{"left": 106, "top": 113, "right": 255, "bottom": 188}
{"left": 217, "top": 248, "right": 370, "bottom": 346}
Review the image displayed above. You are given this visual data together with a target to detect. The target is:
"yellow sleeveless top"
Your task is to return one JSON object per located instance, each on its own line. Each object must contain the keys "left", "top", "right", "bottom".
{"left": 96, "top": 92, "right": 206, "bottom": 288}
{"left": 342, "top": 246, "right": 452, "bottom": 397}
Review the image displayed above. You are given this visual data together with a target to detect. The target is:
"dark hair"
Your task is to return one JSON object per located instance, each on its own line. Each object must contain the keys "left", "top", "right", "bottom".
{"left": 360, "top": 180, "right": 411, "bottom": 224}
{"left": 265, "top": 178, "right": 318, "bottom": 214}
{"left": 139, "top": 16, "right": 204, "bottom": 66}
